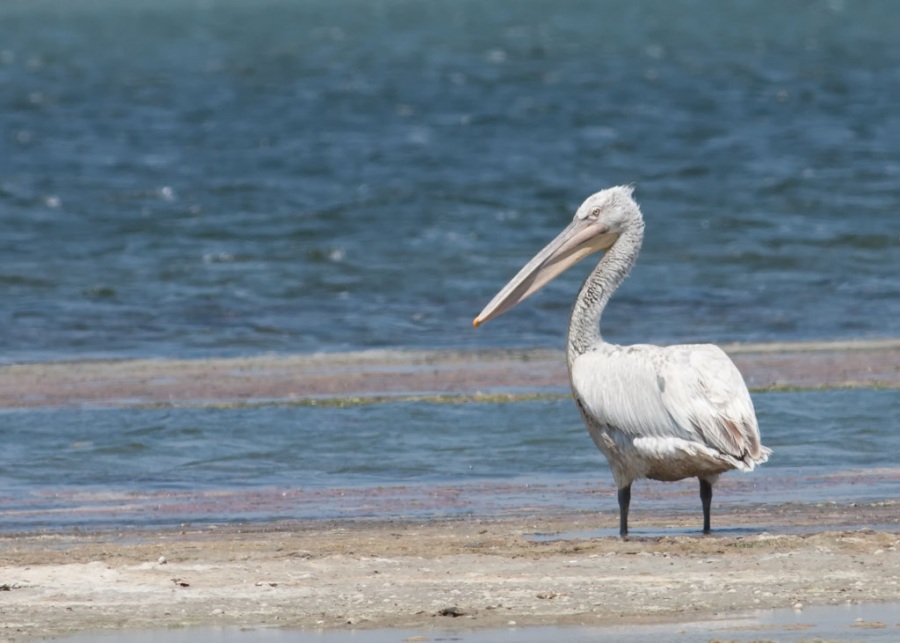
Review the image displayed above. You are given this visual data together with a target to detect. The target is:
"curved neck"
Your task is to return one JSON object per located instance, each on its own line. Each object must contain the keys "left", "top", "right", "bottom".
{"left": 566, "top": 224, "right": 643, "bottom": 367}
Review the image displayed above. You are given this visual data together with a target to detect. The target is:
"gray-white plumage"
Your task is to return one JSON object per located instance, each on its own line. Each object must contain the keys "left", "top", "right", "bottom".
{"left": 474, "top": 185, "right": 770, "bottom": 536}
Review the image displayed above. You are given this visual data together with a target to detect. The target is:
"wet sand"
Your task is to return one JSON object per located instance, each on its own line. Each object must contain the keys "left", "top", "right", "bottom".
{"left": 1, "top": 503, "right": 898, "bottom": 641}
{"left": 1, "top": 338, "right": 899, "bottom": 410}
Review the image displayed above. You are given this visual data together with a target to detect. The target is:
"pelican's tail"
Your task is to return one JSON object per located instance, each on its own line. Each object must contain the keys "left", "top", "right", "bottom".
{"left": 740, "top": 445, "right": 772, "bottom": 471}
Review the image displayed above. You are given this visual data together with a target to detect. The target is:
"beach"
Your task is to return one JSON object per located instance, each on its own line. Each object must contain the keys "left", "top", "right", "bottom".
{"left": 2, "top": 504, "right": 899, "bottom": 641}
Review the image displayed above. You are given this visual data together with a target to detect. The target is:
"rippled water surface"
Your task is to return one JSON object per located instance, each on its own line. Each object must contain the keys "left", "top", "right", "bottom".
{"left": 3, "top": 390, "right": 897, "bottom": 490}
{"left": 2, "top": 0, "right": 899, "bottom": 363}
{"left": 2, "top": 389, "right": 897, "bottom": 529}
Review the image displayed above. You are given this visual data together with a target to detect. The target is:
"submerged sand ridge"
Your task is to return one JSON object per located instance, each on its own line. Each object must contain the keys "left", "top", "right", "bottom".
{"left": 1, "top": 505, "right": 898, "bottom": 641}
{"left": 1, "top": 338, "right": 899, "bottom": 409}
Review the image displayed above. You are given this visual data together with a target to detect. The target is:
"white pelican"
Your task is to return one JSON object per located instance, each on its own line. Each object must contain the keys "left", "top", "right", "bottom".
{"left": 474, "top": 186, "right": 771, "bottom": 536}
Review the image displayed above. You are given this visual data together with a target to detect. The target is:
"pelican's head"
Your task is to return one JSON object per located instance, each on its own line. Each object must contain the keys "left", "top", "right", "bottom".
{"left": 473, "top": 185, "right": 641, "bottom": 327}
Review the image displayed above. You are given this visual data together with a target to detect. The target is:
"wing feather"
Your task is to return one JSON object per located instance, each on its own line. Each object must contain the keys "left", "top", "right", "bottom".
{"left": 571, "top": 344, "right": 768, "bottom": 464}
{"left": 658, "top": 345, "right": 765, "bottom": 461}
{"left": 572, "top": 345, "right": 691, "bottom": 440}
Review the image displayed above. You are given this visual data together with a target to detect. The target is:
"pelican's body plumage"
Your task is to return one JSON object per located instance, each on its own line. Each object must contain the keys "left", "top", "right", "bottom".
{"left": 474, "top": 186, "right": 770, "bottom": 536}
{"left": 572, "top": 342, "right": 766, "bottom": 484}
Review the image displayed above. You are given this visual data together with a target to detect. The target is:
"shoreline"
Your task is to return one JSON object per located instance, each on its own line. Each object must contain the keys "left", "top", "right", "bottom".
{"left": 1, "top": 503, "right": 898, "bottom": 641}
{"left": 3, "top": 468, "right": 899, "bottom": 535}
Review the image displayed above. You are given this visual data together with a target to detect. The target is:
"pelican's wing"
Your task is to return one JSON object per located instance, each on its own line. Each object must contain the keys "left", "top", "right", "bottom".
{"left": 571, "top": 344, "right": 769, "bottom": 463}
{"left": 571, "top": 345, "right": 694, "bottom": 442}
{"left": 656, "top": 345, "right": 768, "bottom": 463}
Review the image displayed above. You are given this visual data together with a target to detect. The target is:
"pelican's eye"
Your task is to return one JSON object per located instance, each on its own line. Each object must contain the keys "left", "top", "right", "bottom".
{"left": 590, "top": 207, "right": 602, "bottom": 219}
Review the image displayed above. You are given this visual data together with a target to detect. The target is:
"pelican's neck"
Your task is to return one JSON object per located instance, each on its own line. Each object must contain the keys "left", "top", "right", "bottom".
{"left": 566, "top": 223, "right": 644, "bottom": 367}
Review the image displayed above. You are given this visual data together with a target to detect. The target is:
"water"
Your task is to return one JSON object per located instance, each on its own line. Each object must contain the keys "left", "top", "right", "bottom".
{"left": 2, "top": 0, "right": 899, "bottom": 363}
{"left": 58, "top": 602, "right": 900, "bottom": 642}
{"left": 1, "top": 389, "right": 897, "bottom": 530}
{"left": 1, "top": 0, "right": 898, "bottom": 531}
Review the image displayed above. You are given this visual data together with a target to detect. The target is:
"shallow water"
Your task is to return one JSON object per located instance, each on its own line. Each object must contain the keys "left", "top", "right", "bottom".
{"left": 59, "top": 602, "right": 900, "bottom": 642}
{"left": 2, "top": 0, "right": 900, "bottom": 364}
{"left": 1, "top": 389, "right": 897, "bottom": 530}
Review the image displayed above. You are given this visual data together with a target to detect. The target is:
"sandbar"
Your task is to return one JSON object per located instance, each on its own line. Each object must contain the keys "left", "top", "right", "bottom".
{"left": 1, "top": 502, "right": 898, "bottom": 640}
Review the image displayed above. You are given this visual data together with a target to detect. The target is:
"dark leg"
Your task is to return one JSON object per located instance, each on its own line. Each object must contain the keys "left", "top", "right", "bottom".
{"left": 699, "top": 478, "right": 713, "bottom": 534}
{"left": 617, "top": 484, "right": 631, "bottom": 538}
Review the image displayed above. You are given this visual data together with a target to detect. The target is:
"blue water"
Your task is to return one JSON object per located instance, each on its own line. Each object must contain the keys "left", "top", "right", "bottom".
{"left": 2, "top": 389, "right": 897, "bottom": 490}
{"left": 1, "top": 389, "right": 897, "bottom": 530}
{"left": 2, "top": 0, "right": 899, "bottom": 363}
{"left": 1, "top": 1, "right": 898, "bottom": 530}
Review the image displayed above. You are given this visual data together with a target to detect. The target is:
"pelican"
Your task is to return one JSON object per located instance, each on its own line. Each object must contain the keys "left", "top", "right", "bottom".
{"left": 474, "top": 186, "right": 770, "bottom": 536}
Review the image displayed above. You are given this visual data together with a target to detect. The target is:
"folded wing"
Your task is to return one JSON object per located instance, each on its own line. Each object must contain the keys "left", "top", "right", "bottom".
{"left": 571, "top": 344, "right": 769, "bottom": 466}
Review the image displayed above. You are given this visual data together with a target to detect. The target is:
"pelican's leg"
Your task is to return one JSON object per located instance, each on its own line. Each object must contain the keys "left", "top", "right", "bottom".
{"left": 699, "top": 478, "right": 713, "bottom": 534}
{"left": 617, "top": 484, "right": 631, "bottom": 537}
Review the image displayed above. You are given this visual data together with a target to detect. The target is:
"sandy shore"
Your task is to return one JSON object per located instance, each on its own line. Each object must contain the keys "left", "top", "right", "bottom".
{"left": 1, "top": 503, "right": 898, "bottom": 641}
